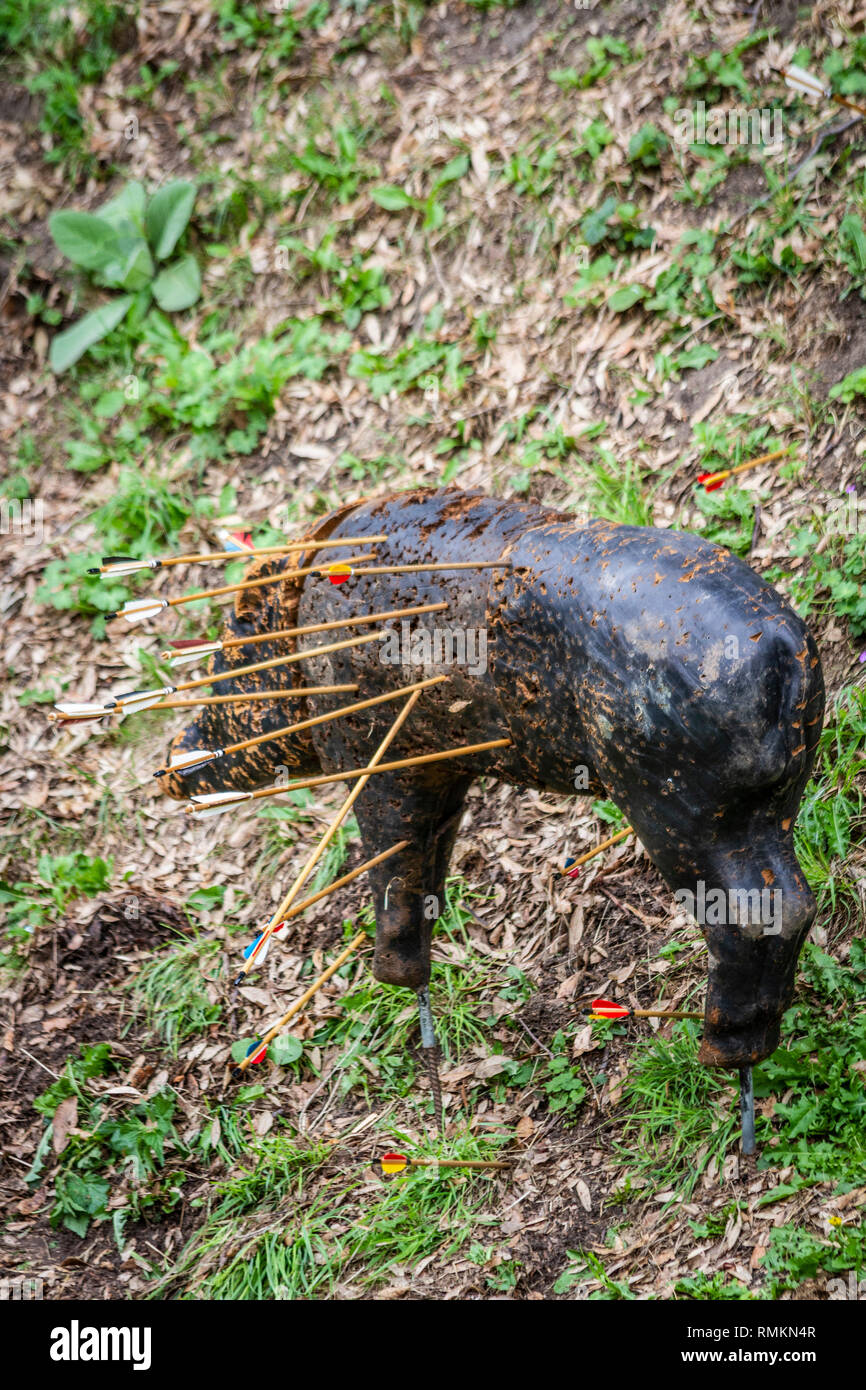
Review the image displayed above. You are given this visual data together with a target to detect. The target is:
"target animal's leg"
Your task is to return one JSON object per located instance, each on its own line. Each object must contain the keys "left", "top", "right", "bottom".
{"left": 610, "top": 807, "right": 816, "bottom": 1067}
{"left": 352, "top": 769, "right": 473, "bottom": 989}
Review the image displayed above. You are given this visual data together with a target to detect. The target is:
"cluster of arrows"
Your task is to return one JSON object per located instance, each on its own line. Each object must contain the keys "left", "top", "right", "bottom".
{"left": 52, "top": 512, "right": 760, "bottom": 1160}
{"left": 52, "top": 527, "right": 513, "bottom": 1134}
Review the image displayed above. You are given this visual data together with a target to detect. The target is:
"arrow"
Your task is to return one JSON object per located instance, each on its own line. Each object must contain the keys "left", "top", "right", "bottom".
{"left": 239, "top": 839, "right": 409, "bottom": 968}
{"left": 138, "top": 685, "right": 358, "bottom": 713}
{"left": 155, "top": 674, "right": 449, "bottom": 779}
{"left": 231, "top": 930, "right": 368, "bottom": 1076}
{"left": 556, "top": 825, "right": 633, "bottom": 878}
{"left": 333, "top": 560, "right": 509, "bottom": 579}
{"left": 106, "top": 552, "right": 377, "bottom": 624}
{"left": 780, "top": 63, "right": 866, "bottom": 118}
{"left": 48, "top": 686, "right": 360, "bottom": 723}
{"left": 87, "top": 534, "right": 389, "bottom": 576}
{"left": 54, "top": 630, "right": 385, "bottom": 727}
{"left": 587, "top": 999, "right": 757, "bottom": 1154}
{"left": 50, "top": 700, "right": 116, "bottom": 724}
{"left": 162, "top": 602, "right": 449, "bottom": 668}
{"left": 373, "top": 1153, "right": 510, "bottom": 1176}
{"left": 187, "top": 736, "right": 511, "bottom": 819}
{"left": 187, "top": 790, "right": 253, "bottom": 818}
{"left": 697, "top": 445, "right": 794, "bottom": 492}
{"left": 588, "top": 996, "right": 703, "bottom": 1021}
{"left": 233, "top": 688, "right": 426, "bottom": 985}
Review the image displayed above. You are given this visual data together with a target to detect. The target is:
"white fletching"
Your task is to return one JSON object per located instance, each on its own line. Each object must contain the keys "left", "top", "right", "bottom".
{"left": 187, "top": 791, "right": 251, "bottom": 819}
{"left": 169, "top": 748, "right": 218, "bottom": 770}
{"left": 116, "top": 687, "right": 175, "bottom": 714}
{"left": 783, "top": 65, "right": 829, "bottom": 98}
{"left": 116, "top": 598, "right": 168, "bottom": 625}
{"left": 102, "top": 559, "right": 159, "bottom": 576}
{"left": 168, "top": 642, "right": 222, "bottom": 668}
{"left": 53, "top": 700, "right": 113, "bottom": 719}
{"left": 214, "top": 527, "right": 254, "bottom": 552}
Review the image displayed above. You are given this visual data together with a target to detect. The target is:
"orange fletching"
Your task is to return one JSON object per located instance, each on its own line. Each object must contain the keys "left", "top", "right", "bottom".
{"left": 590, "top": 998, "right": 630, "bottom": 1019}
{"left": 380, "top": 1152, "right": 408, "bottom": 1174}
{"left": 327, "top": 563, "right": 352, "bottom": 585}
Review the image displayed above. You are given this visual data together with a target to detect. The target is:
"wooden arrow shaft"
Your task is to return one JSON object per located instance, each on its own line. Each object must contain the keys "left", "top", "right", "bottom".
{"left": 235, "top": 931, "right": 368, "bottom": 1073}
{"left": 406, "top": 1159, "right": 510, "bottom": 1170}
{"left": 281, "top": 839, "right": 409, "bottom": 921}
{"left": 157, "top": 535, "right": 388, "bottom": 568}
{"left": 220, "top": 674, "right": 448, "bottom": 756}
{"left": 166, "top": 553, "right": 376, "bottom": 607}
{"left": 237, "top": 737, "right": 511, "bottom": 802}
{"left": 164, "top": 602, "right": 449, "bottom": 657}
{"left": 566, "top": 825, "right": 632, "bottom": 870}
{"left": 148, "top": 685, "right": 358, "bottom": 710}
{"left": 347, "top": 560, "right": 507, "bottom": 576}
{"left": 257, "top": 686, "right": 425, "bottom": 943}
{"left": 632, "top": 1008, "right": 703, "bottom": 1021}
{"left": 700, "top": 445, "right": 793, "bottom": 487}
{"left": 176, "top": 629, "right": 383, "bottom": 693}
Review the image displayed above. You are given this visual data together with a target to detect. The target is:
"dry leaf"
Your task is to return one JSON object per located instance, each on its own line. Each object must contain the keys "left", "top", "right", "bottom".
{"left": 52, "top": 1095, "right": 78, "bottom": 1155}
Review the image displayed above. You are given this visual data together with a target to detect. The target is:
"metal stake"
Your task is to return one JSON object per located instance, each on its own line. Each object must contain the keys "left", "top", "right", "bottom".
{"left": 417, "top": 986, "right": 443, "bottom": 1135}
{"left": 739, "top": 1065, "right": 755, "bottom": 1155}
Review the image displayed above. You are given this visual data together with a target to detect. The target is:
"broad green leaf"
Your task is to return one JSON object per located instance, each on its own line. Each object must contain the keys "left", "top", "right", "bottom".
{"left": 607, "top": 284, "right": 647, "bottom": 312}
{"left": 49, "top": 212, "right": 121, "bottom": 273}
{"left": 433, "top": 153, "right": 469, "bottom": 190}
{"left": 371, "top": 185, "right": 414, "bottom": 211}
{"left": 93, "top": 389, "right": 126, "bottom": 418}
{"left": 145, "top": 180, "right": 197, "bottom": 260}
{"left": 151, "top": 254, "right": 201, "bottom": 311}
{"left": 270, "top": 1034, "right": 303, "bottom": 1067}
{"left": 98, "top": 181, "right": 146, "bottom": 232}
{"left": 230, "top": 1037, "right": 259, "bottom": 1064}
{"left": 117, "top": 237, "right": 154, "bottom": 291}
{"left": 99, "top": 235, "right": 154, "bottom": 291}
{"left": 49, "top": 295, "right": 134, "bottom": 372}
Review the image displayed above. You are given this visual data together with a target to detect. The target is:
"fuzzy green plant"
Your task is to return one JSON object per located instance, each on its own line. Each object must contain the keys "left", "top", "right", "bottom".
{"left": 49, "top": 179, "right": 201, "bottom": 371}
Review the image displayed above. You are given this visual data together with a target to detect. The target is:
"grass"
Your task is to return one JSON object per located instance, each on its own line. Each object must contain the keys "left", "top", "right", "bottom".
{"left": 9, "top": 2, "right": 866, "bottom": 1303}
{"left": 127, "top": 935, "right": 224, "bottom": 1055}
{"left": 160, "top": 1124, "right": 507, "bottom": 1299}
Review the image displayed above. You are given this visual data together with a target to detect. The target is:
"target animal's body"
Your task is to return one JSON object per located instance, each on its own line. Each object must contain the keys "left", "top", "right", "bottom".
{"left": 161, "top": 489, "right": 824, "bottom": 1070}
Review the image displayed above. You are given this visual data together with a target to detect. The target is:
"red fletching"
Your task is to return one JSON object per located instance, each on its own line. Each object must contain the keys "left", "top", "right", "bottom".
{"left": 697, "top": 471, "right": 725, "bottom": 492}
{"left": 590, "top": 998, "right": 631, "bottom": 1019}
{"left": 168, "top": 638, "right": 208, "bottom": 649}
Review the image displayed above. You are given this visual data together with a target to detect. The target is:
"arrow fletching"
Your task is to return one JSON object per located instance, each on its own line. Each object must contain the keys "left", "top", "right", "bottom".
{"left": 186, "top": 790, "right": 252, "bottom": 819}
{"left": 215, "top": 527, "right": 254, "bottom": 552}
{"left": 783, "top": 64, "right": 829, "bottom": 98}
{"left": 241, "top": 920, "right": 287, "bottom": 966}
{"left": 153, "top": 747, "right": 220, "bottom": 779}
{"left": 244, "top": 1038, "right": 269, "bottom": 1065}
{"left": 51, "top": 700, "right": 113, "bottom": 722}
{"left": 109, "top": 598, "right": 168, "bottom": 625}
{"left": 87, "top": 555, "right": 162, "bottom": 577}
{"left": 589, "top": 997, "right": 631, "bottom": 1020}
{"left": 115, "top": 687, "right": 174, "bottom": 714}
{"left": 326, "top": 562, "right": 353, "bottom": 585}
{"left": 380, "top": 1152, "right": 409, "bottom": 1175}
{"left": 165, "top": 641, "right": 222, "bottom": 668}
{"left": 697, "top": 470, "right": 727, "bottom": 492}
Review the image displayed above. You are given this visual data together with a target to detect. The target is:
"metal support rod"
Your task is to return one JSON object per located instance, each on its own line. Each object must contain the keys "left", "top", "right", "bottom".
{"left": 417, "top": 987, "right": 443, "bottom": 1136}
{"left": 739, "top": 1065, "right": 756, "bottom": 1155}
